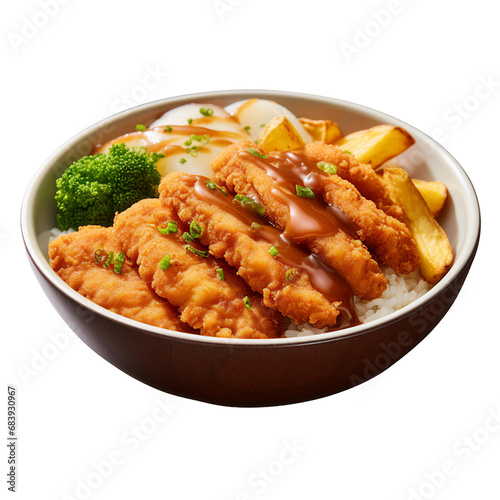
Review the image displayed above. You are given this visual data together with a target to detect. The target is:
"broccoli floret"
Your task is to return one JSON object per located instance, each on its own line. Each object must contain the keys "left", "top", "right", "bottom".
{"left": 55, "top": 143, "right": 163, "bottom": 230}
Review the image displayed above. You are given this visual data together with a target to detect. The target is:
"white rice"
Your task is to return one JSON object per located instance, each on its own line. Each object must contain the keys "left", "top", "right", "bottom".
{"left": 48, "top": 227, "right": 75, "bottom": 243}
{"left": 284, "top": 267, "right": 431, "bottom": 338}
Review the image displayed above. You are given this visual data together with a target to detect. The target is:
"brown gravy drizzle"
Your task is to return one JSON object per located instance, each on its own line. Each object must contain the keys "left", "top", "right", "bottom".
{"left": 93, "top": 125, "right": 246, "bottom": 155}
{"left": 240, "top": 150, "right": 357, "bottom": 239}
{"left": 192, "top": 174, "right": 360, "bottom": 330}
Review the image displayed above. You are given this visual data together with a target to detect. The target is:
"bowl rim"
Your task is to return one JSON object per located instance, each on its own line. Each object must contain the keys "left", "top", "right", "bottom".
{"left": 21, "top": 89, "right": 481, "bottom": 347}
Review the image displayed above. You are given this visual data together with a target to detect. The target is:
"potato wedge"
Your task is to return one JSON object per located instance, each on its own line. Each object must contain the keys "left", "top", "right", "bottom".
{"left": 335, "top": 124, "right": 415, "bottom": 168}
{"left": 298, "top": 118, "right": 342, "bottom": 144}
{"left": 383, "top": 168, "right": 452, "bottom": 284}
{"left": 412, "top": 178, "right": 448, "bottom": 216}
{"left": 259, "top": 115, "right": 305, "bottom": 153}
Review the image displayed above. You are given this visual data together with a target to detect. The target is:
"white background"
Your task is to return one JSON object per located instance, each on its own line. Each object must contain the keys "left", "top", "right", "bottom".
{"left": 2, "top": 1, "right": 499, "bottom": 499}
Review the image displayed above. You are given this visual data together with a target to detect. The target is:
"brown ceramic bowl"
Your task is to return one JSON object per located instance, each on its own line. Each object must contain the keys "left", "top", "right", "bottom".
{"left": 21, "top": 90, "right": 480, "bottom": 407}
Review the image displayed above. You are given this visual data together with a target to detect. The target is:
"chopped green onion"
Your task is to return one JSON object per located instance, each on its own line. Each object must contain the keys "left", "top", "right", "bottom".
{"left": 187, "top": 118, "right": 193, "bottom": 124}
{"left": 316, "top": 161, "right": 337, "bottom": 175}
{"left": 199, "top": 107, "right": 213, "bottom": 117}
{"left": 249, "top": 222, "right": 262, "bottom": 231}
{"left": 295, "top": 185, "right": 315, "bottom": 199}
{"left": 135, "top": 124, "right": 147, "bottom": 131}
{"left": 268, "top": 245, "right": 279, "bottom": 257}
{"left": 216, "top": 268, "right": 225, "bottom": 281}
{"left": 244, "top": 125, "right": 251, "bottom": 131}
{"left": 158, "top": 221, "right": 177, "bottom": 235}
{"left": 260, "top": 123, "right": 266, "bottom": 128}
{"left": 243, "top": 296, "right": 251, "bottom": 309}
{"left": 184, "top": 138, "right": 192, "bottom": 147}
{"left": 94, "top": 248, "right": 103, "bottom": 264}
{"left": 205, "top": 180, "right": 227, "bottom": 195}
{"left": 165, "top": 126, "right": 173, "bottom": 132}
{"left": 247, "top": 148, "right": 266, "bottom": 159}
{"left": 158, "top": 254, "right": 171, "bottom": 271}
{"left": 114, "top": 252, "right": 125, "bottom": 274}
{"left": 182, "top": 232, "right": 194, "bottom": 243}
{"left": 285, "top": 269, "right": 295, "bottom": 281}
{"left": 234, "top": 194, "right": 265, "bottom": 217}
{"left": 185, "top": 245, "right": 208, "bottom": 257}
{"left": 344, "top": 150, "right": 352, "bottom": 155}
{"left": 190, "top": 220, "right": 202, "bottom": 239}
{"left": 103, "top": 251, "right": 114, "bottom": 268}
{"left": 179, "top": 158, "right": 187, "bottom": 164}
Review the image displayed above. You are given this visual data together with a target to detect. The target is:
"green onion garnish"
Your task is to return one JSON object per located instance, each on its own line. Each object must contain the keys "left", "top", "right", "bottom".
{"left": 216, "top": 268, "right": 225, "bottom": 281}
{"left": 244, "top": 125, "right": 251, "bottom": 131}
{"left": 185, "top": 245, "right": 208, "bottom": 258}
{"left": 247, "top": 148, "right": 266, "bottom": 159}
{"left": 94, "top": 248, "right": 103, "bottom": 264}
{"left": 249, "top": 222, "right": 262, "bottom": 231}
{"left": 158, "top": 254, "right": 171, "bottom": 271}
{"left": 135, "top": 124, "right": 147, "bottom": 131}
{"left": 158, "top": 221, "right": 177, "bottom": 235}
{"left": 199, "top": 107, "right": 213, "bottom": 117}
{"left": 179, "top": 158, "right": 187, "bottom": 164}
{"left": 165, "top": 126, "right": 173, "bottom": 132}
{"left": 268, "top": 245, "right": 279, "bottom": 257}
{"left": 344, "top": 150, "right": 352, "bottom": 155}
{"left": 205, "top": 180, "right": 227, "bottom": 195}
{"left": 316, "top": 161, "right": 337, "bottom": 175}
{"left": 184, "top": 138, "right": 192, "bottom": 147}
{"left": 285, "top": 269, "right": 295, "bottom": 281}
{"left": 182, "top": 232, "right": 194, "bottom": 243}
{"left": 187, "top": 118, "right": 193, "bottom": 124}
{"left": 234, "top": 194, "right": 265, "bottom": 217}
{"left": 114, "top": 252, "right": 125, "bottom": 274}
{"left": 295, "top": 185, "right": 315, "bottom": 199}
{"left": 190, "top": 220, "right": 202, "bottom": 239}
{"left": 103, "top": 251, "right": 115, "bottom": 268}
{"left": 243, "top": 296, "right": 251, "bottom": 309}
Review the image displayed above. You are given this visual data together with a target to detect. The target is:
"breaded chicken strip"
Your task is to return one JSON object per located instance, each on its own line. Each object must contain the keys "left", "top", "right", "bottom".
{"left": 114, "top": 199, "right": 283, "bottom": 338}
{"left": 221, "top": 143, "right": 418, "bottom": 275}
{"left": 318, "top": 173, "right": 420, "bottom": 274}
{"left": 159, "top": 172, "right": 342, "bottom": 328}
{"left": 49, "top": 226, "right": 188, "bottom": 331}
{"left": 212, "top": 141, "right": 387, "bottom": 300}
{"left": 303, "top": 142, "right": 405, "bottom": 222}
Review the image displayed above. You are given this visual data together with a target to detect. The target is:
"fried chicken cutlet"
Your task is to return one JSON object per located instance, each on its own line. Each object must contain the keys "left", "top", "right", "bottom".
{"left": 303, "top": 142, "right": 405, "bottom": 222}
{"left": 218, "top": 143, "right": 419, "bottom": 275}
{"left": 212, "top": 141, "right": 387, "bottom": 300}
{"left": 49, "top": 226, "right": 188, "bottom": 331}
{"left": 114, "top": 199, "right": 283, "bottom": 338}
{"left": 159, "top": 172, "right": 345, "bottom": 329}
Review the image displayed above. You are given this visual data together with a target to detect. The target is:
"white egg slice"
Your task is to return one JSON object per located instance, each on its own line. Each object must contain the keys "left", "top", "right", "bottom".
{"left": 226, "top": 98, "right": 313, "bottom": 143}
{"left": 94, "top": 103, "right": 250, "bottom": 178}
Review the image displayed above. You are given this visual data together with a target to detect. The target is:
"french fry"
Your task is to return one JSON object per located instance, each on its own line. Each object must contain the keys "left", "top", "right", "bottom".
{"left": 259, "top": 115, "right": 305, "bottom": 153}
{"left": 298, "top": 118, "right": 342, "bottom": 144}
{"left": 335, "top": 124, "right": 415, "bottom": 168}
{"left": 383, "top": 168, "right": 453, "bottom": 284}
{"left": 412, "top": 179, "right": 448, "bottom": 216}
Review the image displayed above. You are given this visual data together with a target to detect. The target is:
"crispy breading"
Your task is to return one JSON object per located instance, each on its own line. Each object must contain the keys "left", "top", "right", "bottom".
{"left": 49, "top": 226, "right": 188, "bottom": 331}
{"left": 303, "top": 142, "right": 405, "bottom": 222}
{"left": 317, "top": 173, "right": 420, "bottom": 274}
{"left": 114, "top": 199, "right": 283, "bottom": 338}
{"left": 211, "top": 141, "right": 387, "bottom": 300}
{"left": 159, "top": 172, "right": 342, "bottom": 328}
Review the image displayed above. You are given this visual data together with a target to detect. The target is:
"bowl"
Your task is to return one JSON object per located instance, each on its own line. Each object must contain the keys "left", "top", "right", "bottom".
{"left": 21, "top": 90, "right": 480, "bottom": 407}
